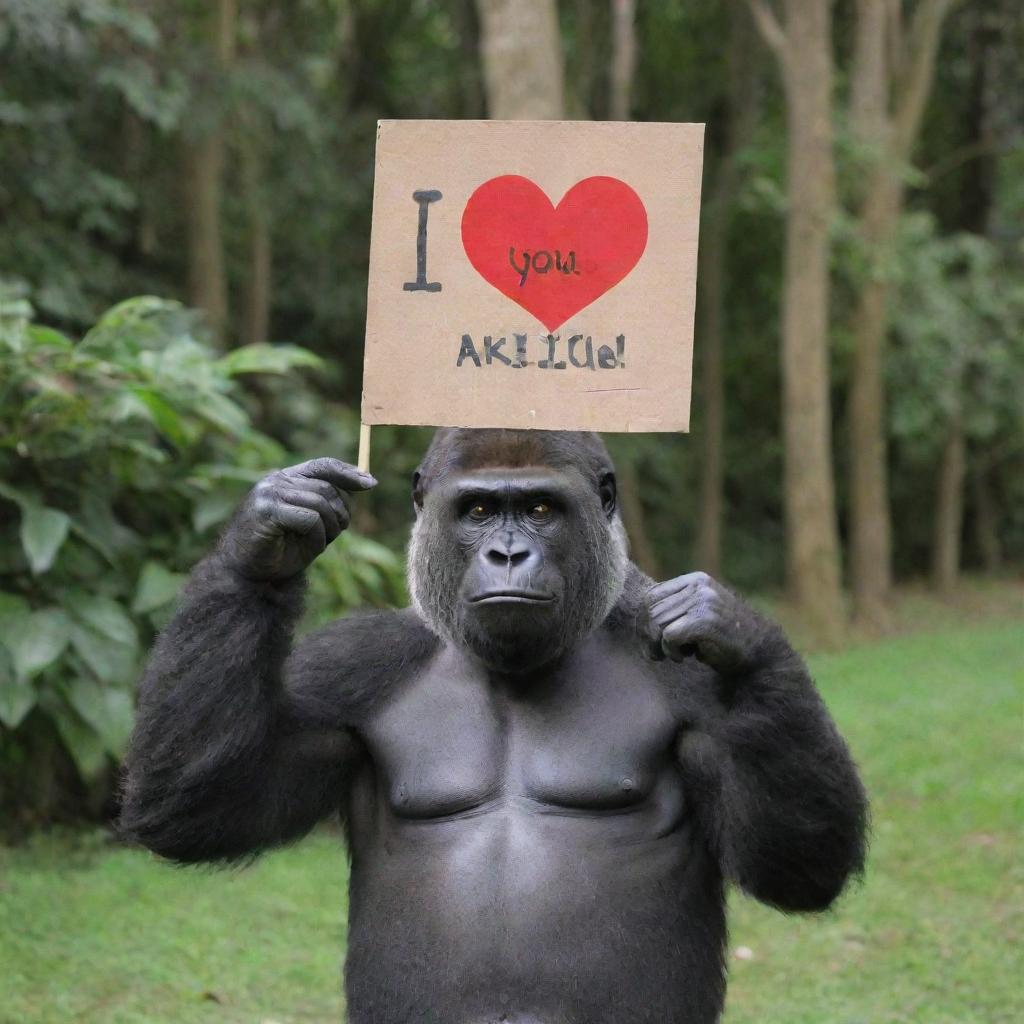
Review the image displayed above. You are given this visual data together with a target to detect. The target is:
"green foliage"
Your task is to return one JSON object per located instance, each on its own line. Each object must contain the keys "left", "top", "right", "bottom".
{"left": 0, "top": 1, "right": 174, "bottom": 324}
{"left": 0, "top": 296, "right": 399, "bottom": 794}
{"left": 889, "top": 215, "right": 1024, "bottom": 456}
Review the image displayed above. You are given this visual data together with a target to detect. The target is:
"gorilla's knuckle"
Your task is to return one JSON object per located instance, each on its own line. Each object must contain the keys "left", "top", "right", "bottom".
{"left": 311, "top": 456, "right": 346, "bottom": 476}
{"left": 662, "top": 620, "right": 690, "bottom": 642}
{"left": 251, "top": 495, "right": 275, "bottom": 516}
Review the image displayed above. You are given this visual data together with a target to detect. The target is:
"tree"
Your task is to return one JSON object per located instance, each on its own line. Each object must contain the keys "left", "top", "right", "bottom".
{"left": 888, "top": 218, "right": 1024, "bottom": 598}
{"left": 748, "top": 0, "right": 845, "bottom": 643}
{"left": 695, "top": 1, "right": 761, "bottom": 577}
{"left": 475, "top": 0, "right": 564, "bottom": 119}
{"left": 845, "top": 0, "right": 960, "bottom": 623}
{"left": 610, "top": 0, "right": 637, "bottom": 120}
{"left": 181, "top": 0, "right": 237, "bottom": 343}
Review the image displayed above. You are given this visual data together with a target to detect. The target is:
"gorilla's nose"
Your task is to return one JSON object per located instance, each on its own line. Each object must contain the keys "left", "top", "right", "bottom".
{"left": 485, "top": 539, "right": 534, "bottom": 569}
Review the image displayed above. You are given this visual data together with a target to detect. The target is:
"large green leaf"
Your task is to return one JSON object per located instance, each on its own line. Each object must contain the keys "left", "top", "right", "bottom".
{"left": 47, "top": 697, "right": 108, "bottom": 781}
{"left": 216, "top": 343, "right": 322, "bottom": 377}
{"left": 21, "top": 505, "right": 71, "bottom": 574}
{"left": 64, "top": 675, "right": 134, "bottom": 758}
{"left": 133, "top": 561, "right": 186, "bottom": 614}
{"left": 64, "top": 593, "right": 138, "bottom": 648}
{"left": 69, "top": 493, "right": 142, "bottom": 565}
{"left": 6, "top": 608, "right": 71, "bottom": 682}
{"left": 0, "top": 480, "right": 30, "bottom": 510}
{"left": 0, "top": 484, "right": 72, "bottom": 573}
{"left": 65, "top": 594, "right": 139, "bottom": 685}
{"left": 131, "top": 388, "right": 192, "bottom": 449}
{"left": 25, "top": 325, "right": 73, "bottom": 351}
{"left": 0, "top": 591, "right": 29, "bottom": 632}
{"left": 69, "top": 625, "right": 137, "bottom": 686}
{"left": 196, "top": 391, "right": 250, "bottom": 436}
{"left": 82, "top": 296, "right": 182, "bottom": 347}
{"left": 0, "top": 644, "right": 35, "bottom": 728}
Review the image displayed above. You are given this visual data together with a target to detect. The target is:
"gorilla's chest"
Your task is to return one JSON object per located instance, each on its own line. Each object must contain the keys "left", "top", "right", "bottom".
{"left": 362, "top": 641, "right": 681, "bottom": 820}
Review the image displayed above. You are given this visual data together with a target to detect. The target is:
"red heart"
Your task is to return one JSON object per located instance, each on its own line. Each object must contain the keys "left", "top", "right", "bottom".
{"left": 461, "top": 175, "right": 648, "bottom": 332}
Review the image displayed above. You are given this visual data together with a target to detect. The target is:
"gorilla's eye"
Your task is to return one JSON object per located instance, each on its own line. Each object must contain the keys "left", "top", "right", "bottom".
{"left": 528, "top": 502, "right": 552, "bottom": 521}
{"left": 467, "top": 503, "right": 494, "bottom": 522}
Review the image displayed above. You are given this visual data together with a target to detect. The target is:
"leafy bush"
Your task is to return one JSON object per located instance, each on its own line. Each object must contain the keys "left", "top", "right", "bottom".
{"left": 0, "top": 295, "right": 404, "bottom": 826}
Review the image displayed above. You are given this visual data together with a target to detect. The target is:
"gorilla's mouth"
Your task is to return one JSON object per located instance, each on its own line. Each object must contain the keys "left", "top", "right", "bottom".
{"left": 469, "top": 590, "right": 556, "bottom": 605}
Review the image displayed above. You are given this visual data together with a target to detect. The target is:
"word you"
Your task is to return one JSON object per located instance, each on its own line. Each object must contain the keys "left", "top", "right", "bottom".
{"left": 509, "top": 248, "right": 581, "bottom": 287}
{"left": 456, "top": 333, "right": 626, "bottom": 371}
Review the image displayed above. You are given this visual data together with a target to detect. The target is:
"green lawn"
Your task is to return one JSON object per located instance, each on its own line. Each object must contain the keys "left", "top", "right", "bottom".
{"left": 2, "top": 621, "right": 1021, "bottom": 1024}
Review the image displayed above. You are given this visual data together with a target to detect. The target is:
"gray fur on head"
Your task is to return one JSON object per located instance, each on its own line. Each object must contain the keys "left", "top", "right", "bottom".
{"left": 405, "top": 429, "right": 630, "bottom": 667}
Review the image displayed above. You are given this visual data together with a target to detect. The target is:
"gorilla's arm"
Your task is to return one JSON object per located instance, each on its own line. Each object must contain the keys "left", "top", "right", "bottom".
{"left": 118, "top": 556, "right": 360, "bottom": 864}
{"left": 119, "top": 457, "right": 394, "bottom": 864}
{"left": 645, "top": 573, "right": 868, "bottom": 913}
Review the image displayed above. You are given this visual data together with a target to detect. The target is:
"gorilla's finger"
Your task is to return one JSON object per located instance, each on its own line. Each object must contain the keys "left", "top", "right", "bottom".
{"left": 283, "top": 476, "right": 353, "bottom": 520}
{"left": 635, "top": 602, "right": 666, "bottom": 661}
{"left": 649, "top": 590, "right": 702, "bottom": 625}
{"left": 647, "top": 571, "right": 711, "bottom": 604}
{"left": 279, "top": 488, "right": 343, "bottom": 542}
{"left": 287, "top": 457, "right": 377, "bottom": 493}
{"left": 264, "top": 498, "right": 322, "bottom": 535}
{"left": 283, "top": 475, "right": 341, "bottom": 499}
{"left": 661, "top": 613, "right": 716, "bottom": 661}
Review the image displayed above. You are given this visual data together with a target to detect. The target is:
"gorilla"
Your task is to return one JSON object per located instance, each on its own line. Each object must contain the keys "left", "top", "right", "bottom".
{"left": 119, "top": 428, "right": 867, "bottom": 1024}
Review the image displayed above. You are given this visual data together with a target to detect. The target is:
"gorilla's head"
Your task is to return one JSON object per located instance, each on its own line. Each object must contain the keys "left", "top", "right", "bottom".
{"left": 408, "top": 429, "right": 629, "bottom": 674}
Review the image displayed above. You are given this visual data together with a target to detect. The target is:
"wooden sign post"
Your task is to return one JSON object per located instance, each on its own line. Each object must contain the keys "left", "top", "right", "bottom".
{"left": 360, "top": 119, "right": 704, "bottom": 463}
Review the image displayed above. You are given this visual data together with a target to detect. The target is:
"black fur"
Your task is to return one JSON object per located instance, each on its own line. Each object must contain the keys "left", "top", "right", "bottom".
{"left": 120, "top": 431, "right": 867, "bottom": 1024}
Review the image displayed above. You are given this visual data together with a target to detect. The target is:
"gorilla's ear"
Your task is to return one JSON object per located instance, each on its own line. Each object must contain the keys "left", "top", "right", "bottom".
{"left": 599, "top": 472, "right": 617, "bottom": 519}
{"left": 412, "top": 471, "right": 424, "bottom": 514}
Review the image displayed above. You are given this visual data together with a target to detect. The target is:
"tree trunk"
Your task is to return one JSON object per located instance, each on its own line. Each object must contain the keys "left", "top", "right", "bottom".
{"left": 960, "top": 7, "right": 1001, "bottom": 579}
{"left": 617, "top": 455, "right": 662, "bottom": 579}
{"left": 475, "top": 0, "right": 565, "bottom": 119}
{"left": 695, "top": 208, "right": 726, "bottom": 578}
{"left": 568, "top": 0, "right": 596, "bottom": 118}
{"left": 455, "top": 0, "right": 486, "bottom": 118}
{"left": 846, "top": 0, "right": 959, "bottom": 625}
{"left": 609, "top": 0, "right": 637, "bottom": 120}
{"left": 242, "top": 213, "right": 271, "bottom": 347}
{"left": 846, "top": 0, "right": 893, "bottom": 625}
{"left": 183, "top": 137, "right": 228, "bottom": 341}
{"left": 182, "top": 0, "right": 237, "bottom": 343}
{"left": 240, "top": 142, "right": 272, "bottom": 347}
{"left": 931, "top": 416, "right": 966, "bottom": 594}
{"left": 972, "top": 466, "right": 1003, "bottom": 575}
{"left": 695, "top": 0, "right": 760, "bottom": 577}
{"left": 750, "top": 0, "right": 845, "bottom": 644}
{"left": 847, "top": 186, "right": 898, "bottom": 626}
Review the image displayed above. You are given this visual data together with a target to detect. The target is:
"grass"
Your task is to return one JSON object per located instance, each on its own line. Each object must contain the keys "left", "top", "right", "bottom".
{"left": 723, "top": 619, "right": 1023, "bottom": 1024}
{"left": 1, "top": 616, "right": 1021, "bottom": 1024}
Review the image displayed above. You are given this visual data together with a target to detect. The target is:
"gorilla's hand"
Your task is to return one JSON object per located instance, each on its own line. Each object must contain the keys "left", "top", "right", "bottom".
{"left": 641, "top": 572, "right": 761, "bottom": 673}
{"left": 219, "top": 458, "right": 376, "bottom": 583}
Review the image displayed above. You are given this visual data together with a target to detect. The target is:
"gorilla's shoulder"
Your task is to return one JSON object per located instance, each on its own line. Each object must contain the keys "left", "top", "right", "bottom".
{"left": 285, "top": 607, "right": 440, "bottom": 722}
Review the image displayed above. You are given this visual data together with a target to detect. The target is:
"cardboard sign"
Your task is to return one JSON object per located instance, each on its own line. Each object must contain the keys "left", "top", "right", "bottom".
{"left": 361, "top": 120, "right": 704, "bottom": 433}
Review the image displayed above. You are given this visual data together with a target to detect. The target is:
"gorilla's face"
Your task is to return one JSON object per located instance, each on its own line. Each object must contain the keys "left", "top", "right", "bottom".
{"left": 408, "top": 464, "right": 628, "bottom": 673}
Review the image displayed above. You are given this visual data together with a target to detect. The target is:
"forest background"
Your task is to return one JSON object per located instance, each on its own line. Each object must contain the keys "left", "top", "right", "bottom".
{"left": 0, "top": 0, "right": 1021, "bottom": 828}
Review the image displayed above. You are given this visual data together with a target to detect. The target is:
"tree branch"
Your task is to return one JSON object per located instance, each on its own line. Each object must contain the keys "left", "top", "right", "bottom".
{"left": 885, "top": 0, "right": 903, "bottom": 82}
{"left": 892, "top": 0, "right": 960, "bottom": 159}
{"left": 747, "top": 0, "right": 788, "bottom": 64}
